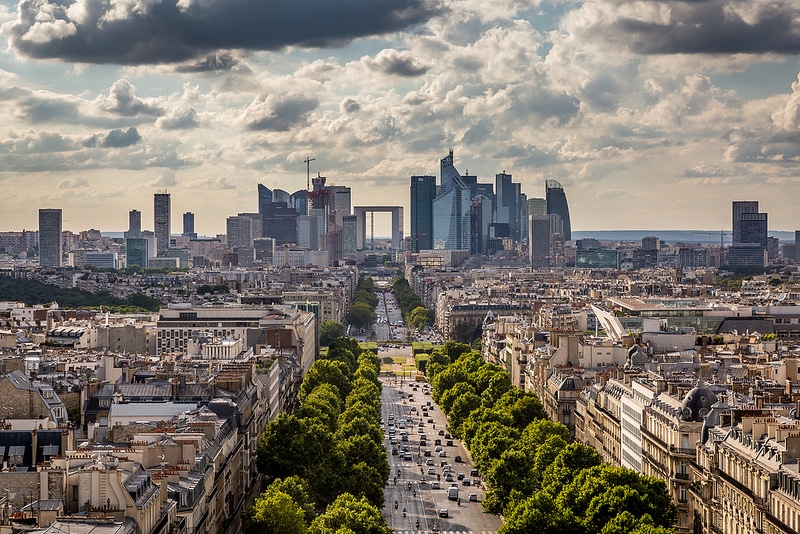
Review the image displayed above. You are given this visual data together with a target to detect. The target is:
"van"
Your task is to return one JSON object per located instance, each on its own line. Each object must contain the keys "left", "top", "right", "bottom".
{"left": 448, "top": 486, "right": 459, "bottom": 500}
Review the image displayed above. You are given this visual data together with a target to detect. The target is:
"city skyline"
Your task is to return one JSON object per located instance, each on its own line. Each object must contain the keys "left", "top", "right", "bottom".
{"left": 2, "top": 2, "right": 800, "bottom": 236}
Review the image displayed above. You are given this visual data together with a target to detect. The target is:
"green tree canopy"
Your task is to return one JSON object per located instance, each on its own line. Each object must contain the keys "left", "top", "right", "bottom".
{"left": 319, "top": 321, "right": 346, "bottom": 347}
{"left": 244, "top": 489, "right": 307, "bottom": 534}
{"left": 346, "top": 302, "right": 376, "bottom": 330}
{"left": 299, "top": 359, "right": 352, "bottom": 404}
{"left": 308, "top": 493, "right": 391, "bottom": 534}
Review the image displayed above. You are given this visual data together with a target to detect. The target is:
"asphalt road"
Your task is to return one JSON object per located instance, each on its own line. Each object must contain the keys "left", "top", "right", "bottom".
{"left": 381, "top": 377, "right": 503, "bottom": 534}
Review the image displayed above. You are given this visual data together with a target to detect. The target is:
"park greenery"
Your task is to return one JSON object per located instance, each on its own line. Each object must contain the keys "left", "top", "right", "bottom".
{"left": 0, "top": 276, "right": 160, "bottom": 312}
{"left": 428, "top": 342, "right": 677, "bottom": 534}
{"left": 250, "top": 336, "right": 391, "bottom": 534}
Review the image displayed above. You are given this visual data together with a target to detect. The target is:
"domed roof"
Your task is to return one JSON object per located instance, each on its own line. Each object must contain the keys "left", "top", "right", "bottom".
{"left": 680, "top": 379, "right": 718, "bottom": 422}
{"left": 627, "top": 344, "right": 648, "bottom": 366}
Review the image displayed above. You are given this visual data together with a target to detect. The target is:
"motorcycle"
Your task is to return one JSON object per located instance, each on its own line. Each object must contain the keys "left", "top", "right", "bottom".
{"left": 403, "top": 508, "right": 407, "bottom": 517}
{"left": 394, "top": 500, "right": 398, "bottom": 509}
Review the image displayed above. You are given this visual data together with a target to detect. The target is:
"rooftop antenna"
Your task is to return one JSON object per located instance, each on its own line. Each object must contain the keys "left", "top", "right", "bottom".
{"left": 304, "top": 156, "right": 315, "bottom": 191}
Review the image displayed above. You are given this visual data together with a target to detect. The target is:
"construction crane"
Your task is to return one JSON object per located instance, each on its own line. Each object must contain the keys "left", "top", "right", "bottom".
{"left": 304, "top": 156, "right": 315, "bottom": 191}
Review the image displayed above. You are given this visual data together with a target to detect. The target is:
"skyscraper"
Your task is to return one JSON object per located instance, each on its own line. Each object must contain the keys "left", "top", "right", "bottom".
{"left": 154, "top": 192, "right": 171, "bottom": 253}
{"left": 38, "top": 208, "right": 62, "bottom": 267}
{"left": 529, "top": 215, "right": 551, "bottom": 269}
{"left": 410, "top": 175, "right": 435, "bottom": 252}
{"left": 732, "top": 201, "right": 759, "bottom": 245}
{"left": 739, "top": 212, "right": 767, "bottom": 247}
{"left": 495, "top": 172, "right": 522, "bottom": 241}
{"left": 433, "top": 150, "right": 471, "bottom": 250}
{"left": 126, "top": 209, "right": 141, "bottom": 238}
{"left": 546, "top": 180, "right": 571, "bottom": 242}
{"left": 262, "top": 202, "right": 298, "bottom": 246}
{"left": 183, "top": 212, "right": 195, "bottom": 238}
{"left": 226, "top": 216, "right": 254, "bottom": 248}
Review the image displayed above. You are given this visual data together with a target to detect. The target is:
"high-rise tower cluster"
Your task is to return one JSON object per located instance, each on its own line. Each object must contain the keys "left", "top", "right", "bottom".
{"left": 409, "top": 151, "right": 572, "bottom": 268}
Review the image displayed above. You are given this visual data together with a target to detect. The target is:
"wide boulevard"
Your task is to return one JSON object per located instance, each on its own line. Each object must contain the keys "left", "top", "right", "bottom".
{"left": 380, "top": 374, "right": 503, "bottom": 534}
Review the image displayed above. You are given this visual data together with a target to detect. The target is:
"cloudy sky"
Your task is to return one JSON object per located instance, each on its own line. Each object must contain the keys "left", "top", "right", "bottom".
{"left": 1, "top": 0, "right": 800, "bottom": 237}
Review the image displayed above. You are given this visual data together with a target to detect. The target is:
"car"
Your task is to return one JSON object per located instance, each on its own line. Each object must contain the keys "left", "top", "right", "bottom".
{"left": 462, "top": 478, "right": 471, "bottom": 486}
{"left": 435, "top": 439, "right": 442, "bottom": 446}
{"left": 470, "top": 469, "right": 479, "bottom": 477}
{"left": 469, "top": 493, "right": 478, "bottom": 502}
{"left": 390, "top": 438, "right": 397, "bottom": 445}
{"left": 428, "top": 418, "right": 434, "bottom": 423}
{"left": 438, "top": 430, "right": 445, "bottom": 436}
{"left": 391, "top": 448, "right": 398, "bottom": 455}
{"left": 435, "top": 445, "right": 442, "bottom": 452}
{"left": 424, "top": 450, "right": 432, "bottom": 457}
{"left": 427, "top": 467, "right": 436, "bottom": 475}
{"left": 439, "top": 451, "right": 447, "bottom": 457}
{"left": 457, "top": 473, "right": 465, "bottom": 480}
{"left": 431, "top": 481, "right": 440, "bottom": 489}
{"left": 426, "top": 458, "right": 434, "bottom": 465}
{"left": 438, "top": 509, "right": 449, "bottom": 518}
{"left": 446, "top": 440, "right": 453, "bottom": 446}
{"left": 445, "top": 474, "right": 454, "bottom": 482}
{"left": 445, "top": 433, "right": 452, "bottom": 439}
{"left": 440, "top": 460, "right": 449, "bottom": 467}
{"left": 420, "top": 439, "right": 427, "bottom": 447}
{"left": 454, "top": 455, "right": 462, "bottom": 463}
{"left": 410, "top": 406, "right": 417, "bottom": 412}
{"left": 404, "top": 452, "right": 412, "bottom": 460}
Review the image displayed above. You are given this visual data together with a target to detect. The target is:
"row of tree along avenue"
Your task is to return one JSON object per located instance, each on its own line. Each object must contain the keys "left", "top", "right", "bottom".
{"left": 346, "top": 274, "right": 379, "bottom": 330}
{"left": 248, "top": 337, "right": 391, "bottom": 534}
{"left": 392, "top": 276, "right": 435, "bottom": 330}
{"left": 428, "top": 342, "right": 677, "bottom": 534}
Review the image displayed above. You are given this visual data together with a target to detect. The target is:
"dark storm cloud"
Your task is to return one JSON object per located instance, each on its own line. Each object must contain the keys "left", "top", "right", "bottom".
{"left": 3, "top": 0, "right": 443, "bottom": 65}
{"left": 240, "top": 94, "right": 319, "bottom": 131}
{"left": 605, "top": 1, "right": 800, "bottom": 55}
{"left": 83, "top": 128, "right": 142, "bottom": 148}
{"left": 102, "top": 127, "right": 142, "bottom": 147}
{"left": 364, "top": 50, "right": 430, "bottom": 77}
{"left": 175, "top": 52, "right": 244, "bottom": 73}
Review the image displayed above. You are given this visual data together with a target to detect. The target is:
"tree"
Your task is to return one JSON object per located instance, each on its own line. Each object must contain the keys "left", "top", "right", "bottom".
{"left": 308, "top": 493, "right": 391, "bottom": 534}
{"left": 353, "top": 289, "right": 378, "bottom": 309}
{"left": 470, "top": 421, "right": 521, "bottom": 473}
{"left": 320, "top": 321, "right": 346, "bottom": 346}
{"left": 448, "top": 391, "right": 482, "bottom": 436}
{"left": 557, "top": 465, "right": 676, "bottom": 533}
{"left": 541, "top": 442, "right": 602, "bottom": 496}
{"left": 408, "top": 306, "right": 434, "bottom": 329}
{"left": 298, "top": 360, "right": 352, "bottom": 404}
{"left": 244, "top": 489, "right": 307, "bottom": 534}
{"left": 498, "top": 491, "right": 574, "bottom": 534}
{"left": 507, "top": 393, "right": 547, "bottom": 429}
{"left": 346, "top": 302, "right": 376, "bottom": 330}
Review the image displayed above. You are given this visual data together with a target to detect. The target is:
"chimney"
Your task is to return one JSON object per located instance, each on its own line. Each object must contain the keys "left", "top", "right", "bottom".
{"left": 31, "top": 429, "right": 38, "bottom": 469}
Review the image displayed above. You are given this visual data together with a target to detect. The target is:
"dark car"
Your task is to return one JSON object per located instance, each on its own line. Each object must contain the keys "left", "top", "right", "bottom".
{"left": 454, "top": 455, "right": 462, "bottom": 462}
{"left": 392, "top": 448, "right": 398, "bottom": 455}
{"left": 438, "top": 430, "right": 445, "bottom": 436}
{"left": 446, "top": 440, "right": 453, "bottom": 446}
